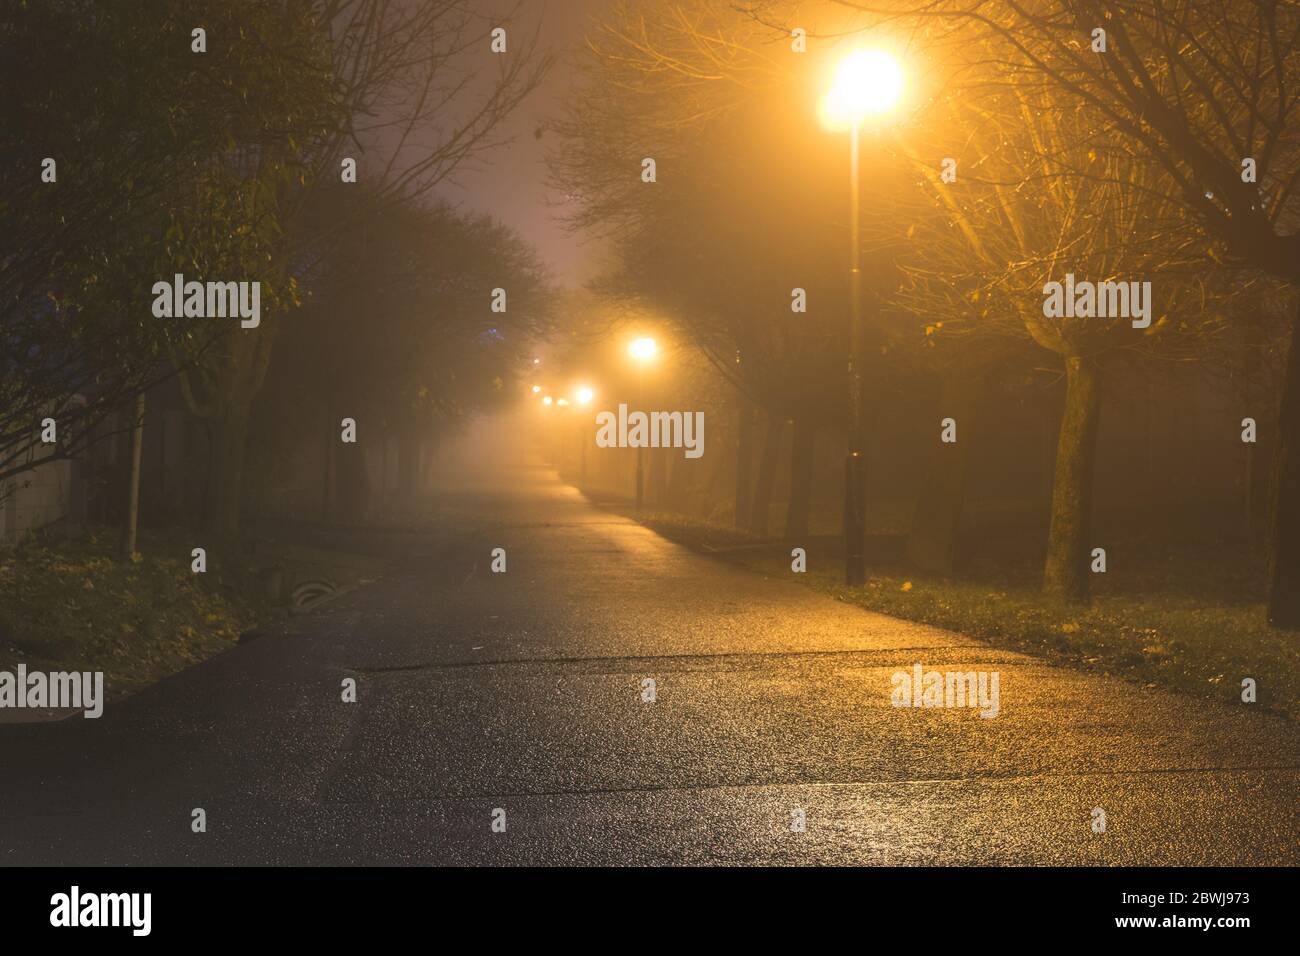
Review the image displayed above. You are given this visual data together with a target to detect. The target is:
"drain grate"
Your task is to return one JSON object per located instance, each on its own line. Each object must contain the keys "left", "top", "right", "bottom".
{"left": 290, "top": 578, "right": 338, "bottom": 609}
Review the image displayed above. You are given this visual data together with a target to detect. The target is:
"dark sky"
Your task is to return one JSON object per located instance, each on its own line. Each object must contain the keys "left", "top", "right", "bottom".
{"left": 434, "top": 0, "right": 610, "bottom": 288}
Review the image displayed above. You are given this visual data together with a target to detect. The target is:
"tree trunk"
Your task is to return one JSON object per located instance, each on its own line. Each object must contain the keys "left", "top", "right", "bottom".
{"left": 699, "top": 447, "right": 726, "bottom": 518}
{"left": 422, "top": 435, "right": 439, "bottom": 492}
{"left": 749, "top": 413, "right": 783, "bottom": 536}
{"left": 906, "top": 375, "right": 976, "bottom": 572}
{"left": 1145, "top": 378, "right": 1157, "bottom": 507}
{"left": 1043, "top": 355, "right": 1103, "bottom": 604}
{"left": 734, "top": 395, "right": 754, "bottom": 529}
{"left": 649, "top": 446, "right": 668, "bottom": 506}
{"left": 784, "top": 415, "right": 816, "bottom": 540}
{"left": 665, "top": 448, "right": 691, "bottom": 510}
{"left": 203, "top": 403, "right": 251, "bottom": 547}
{"left": 119, "top": 392, "right": 145, "bottom": 559}
{"left": 1245, "top": 425, "right": 1255, "bottom": 532}
{"left": 397, "top": 428, "right": 420, "bottom": 501}
{"left": 336, "top": 437, "right": 370, "bottom": 524}
{"left": 320, "top": 405, "right": 333, "bottom": 523}
{"left": 1267, "top": 304, "right": 1300, "bottom": 628}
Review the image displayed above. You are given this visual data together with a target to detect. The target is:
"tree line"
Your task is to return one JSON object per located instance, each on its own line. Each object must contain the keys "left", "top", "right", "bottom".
{"left": 1, "top": 0, "right": 551, "bottom": 552}
{"left": 550, "top": 0, "right": 1300, "bottom": 625}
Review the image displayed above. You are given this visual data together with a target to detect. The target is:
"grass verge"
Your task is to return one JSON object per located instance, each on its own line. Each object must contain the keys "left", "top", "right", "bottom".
{"left": 598, "top": 502, "right": 1299, "bottom": 721}
{"left": 0, "top": 529, "right": 257, "bottom": 702}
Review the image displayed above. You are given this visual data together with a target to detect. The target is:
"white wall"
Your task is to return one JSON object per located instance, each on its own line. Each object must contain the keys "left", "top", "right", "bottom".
{"left": 0, "top": 449, "right": 75, "bottom": 546}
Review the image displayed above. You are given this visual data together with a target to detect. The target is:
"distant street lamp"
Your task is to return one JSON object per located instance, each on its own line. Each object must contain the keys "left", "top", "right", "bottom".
{"left": 574, "top": 385, "right": 595, "bottom": 480}
{"left": 627, "top": 338, "right": 657, "bottom": 512}
{"left": 822, "top": 49, "right": 903, "bottom": 586}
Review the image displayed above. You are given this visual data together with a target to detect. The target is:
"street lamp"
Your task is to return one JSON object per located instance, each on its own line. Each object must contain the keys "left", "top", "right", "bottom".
{"left": 627, "top": 338, "right": 657, "bottom": 512}
{"left": 574, "top": 385, "right": 595, "bottom": 480}
{"left": 820, "top": 50, "right": 904, "bottom": 130}
{"left": 822, "top": 49, "right": 903, "bottom": 586}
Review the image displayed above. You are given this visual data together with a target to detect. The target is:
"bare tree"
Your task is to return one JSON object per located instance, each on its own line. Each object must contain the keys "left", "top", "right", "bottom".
{"left": 806, "top": 0, "right": 1300, "bottom": 619}
{"left": 886, "top": 69, "right": 1241, "bottom": 600}
{"left": 552, "top": 0, "right": 860, "bottom": 536}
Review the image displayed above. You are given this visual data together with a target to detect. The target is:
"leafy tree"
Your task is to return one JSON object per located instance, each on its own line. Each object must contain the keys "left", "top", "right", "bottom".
{"left": 249, "top": 187, "right": 553, "bottom": 520}
{"left": 170, "top": 0, "right": 550, "bottom": 544}
{"left": 0, "top": 0, "right": 332, "bottom": 490}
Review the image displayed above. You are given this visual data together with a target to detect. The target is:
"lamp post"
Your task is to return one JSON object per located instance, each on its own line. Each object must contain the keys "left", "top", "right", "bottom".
{"left": 628, "top": 337, "right": 657, "bottom": 512}
{"left": 821, "top": 49, "right": 903, "bottom": 585}
{"left": 575, "top": 385, "right": 595, "bottom": 482}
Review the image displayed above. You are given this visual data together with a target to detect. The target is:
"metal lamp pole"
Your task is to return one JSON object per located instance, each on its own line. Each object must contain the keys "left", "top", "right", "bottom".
{"left": 635, "top": 366, "right": 645, "bottom": 513}
{"left": 844, "top": 120, "right": 867, "bottom": 586}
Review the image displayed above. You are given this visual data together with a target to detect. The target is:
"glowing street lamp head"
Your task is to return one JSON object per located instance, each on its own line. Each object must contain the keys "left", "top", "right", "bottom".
{"left": 556, "top": 398, "right": 570, "bottom": 407}
{"left": 541, "top": 395, "right": 553, "bottom": 406}
{"left": 821, "top": 49, "right": 904, "bottom": 130}
{"left": 531, "top": 385, "right": 541, "bottom": 394}
{"left": 628, "top": 337, "right": 657, "bottom": 363}
{"left": 575, "top": 385, "right": 595, "bottom": 405}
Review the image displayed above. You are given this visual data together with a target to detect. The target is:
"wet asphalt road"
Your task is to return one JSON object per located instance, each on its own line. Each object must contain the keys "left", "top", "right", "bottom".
{"left": 1, "top": 460, "right": 1297, "bottom": 865}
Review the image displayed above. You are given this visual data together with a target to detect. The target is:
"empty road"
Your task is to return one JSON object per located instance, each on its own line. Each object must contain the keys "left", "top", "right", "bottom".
{"left": 1, "top": 455, "right": 1296, "bottom": 865}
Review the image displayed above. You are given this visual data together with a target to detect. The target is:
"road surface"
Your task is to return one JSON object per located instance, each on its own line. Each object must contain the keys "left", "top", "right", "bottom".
{"left": 1, "top": 457, "right": 1296, "bottom": 865}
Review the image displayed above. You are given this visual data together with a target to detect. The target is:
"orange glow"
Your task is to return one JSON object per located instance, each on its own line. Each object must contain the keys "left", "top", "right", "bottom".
{"left": 820, "top": 49, "right": 904, "bottom": 131}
